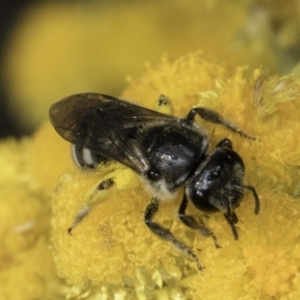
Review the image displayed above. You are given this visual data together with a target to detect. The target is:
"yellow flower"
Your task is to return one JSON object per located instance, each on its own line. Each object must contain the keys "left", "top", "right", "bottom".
{"left": 49, "top": 51, "right": 300, "bottom": 299}
{"left": 1, "top": 2, "right": 300, "bottom": 299}
{"left": 0, "top": 138, "right": 65, "bottom": 300}
{"left": 1, "top": 49, "right": 300, "bottom": 299}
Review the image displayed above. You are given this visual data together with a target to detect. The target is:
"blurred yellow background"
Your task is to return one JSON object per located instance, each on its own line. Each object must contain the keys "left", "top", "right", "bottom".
{"left": 2, "top": 0, "right": 300, "bottom": 135}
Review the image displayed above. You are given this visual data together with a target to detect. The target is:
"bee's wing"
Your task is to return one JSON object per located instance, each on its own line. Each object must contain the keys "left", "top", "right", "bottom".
{"left": 49, "top": 93, "right": 177, "bottom": 174}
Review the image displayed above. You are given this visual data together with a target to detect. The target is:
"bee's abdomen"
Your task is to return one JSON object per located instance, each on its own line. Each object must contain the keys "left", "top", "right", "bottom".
{"left": 71, "top": 144, "right": 111, "bottom": 169}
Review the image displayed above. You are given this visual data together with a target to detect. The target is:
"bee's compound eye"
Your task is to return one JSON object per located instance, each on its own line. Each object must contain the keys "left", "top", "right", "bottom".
{"left": 147, "top": 168, "right": 162, "bottom": 181}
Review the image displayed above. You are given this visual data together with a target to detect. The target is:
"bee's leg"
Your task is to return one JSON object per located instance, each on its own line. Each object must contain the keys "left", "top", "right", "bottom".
{"left": 68, "top": 178, "right": 114, "bottom": 235}
{"left": 68, "top": 167, "right": 138, "bottom": 234}
{"left": 242, "top": 185, "right": 260, "bottom": 214}
{"left": 223, "top": 212, "right": 239, "bottom": 240}
{"left": 155, "top": 95, "right": 174, "bottom": 115}
{"left": 186, "top": 107, "right": 256, "bottom": 140}
{"left": 178, "top": 194, "right": 221, "bottom": 248}
{"left": 144, "top": 197, "right": 203, "bottom": 270}
{"left": 215, "top": 138, "right": 233, "bottom": 149}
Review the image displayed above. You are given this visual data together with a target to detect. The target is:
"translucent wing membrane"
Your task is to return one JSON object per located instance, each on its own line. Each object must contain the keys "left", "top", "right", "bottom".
{"left": 49, "top": 93, "right": 176, "bottom": 174}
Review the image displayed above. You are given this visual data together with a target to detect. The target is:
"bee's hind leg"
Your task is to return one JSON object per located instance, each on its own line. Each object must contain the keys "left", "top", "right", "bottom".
{"left": 68, "top": 178, "right": 114, "bottom": 234}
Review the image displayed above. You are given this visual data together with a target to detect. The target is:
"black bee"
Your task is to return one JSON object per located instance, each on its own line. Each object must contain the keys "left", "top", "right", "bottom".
{"left": 49, "top": 93, "right": 259, "bottom": 270}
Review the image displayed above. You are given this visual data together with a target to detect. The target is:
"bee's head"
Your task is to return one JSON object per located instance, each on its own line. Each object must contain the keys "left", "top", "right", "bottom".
{"left": 186, "top": 148, "right": 245, "bottom": 213}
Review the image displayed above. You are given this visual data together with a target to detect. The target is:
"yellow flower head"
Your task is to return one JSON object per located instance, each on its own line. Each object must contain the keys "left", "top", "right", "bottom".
{"left": 0, "top": 138, "right": 65, "bottom": 300}
{"left": 49, "top": 52, "right": 300, "bottom": 299}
